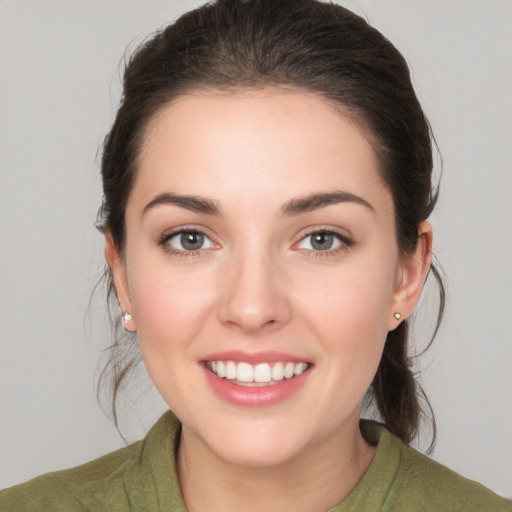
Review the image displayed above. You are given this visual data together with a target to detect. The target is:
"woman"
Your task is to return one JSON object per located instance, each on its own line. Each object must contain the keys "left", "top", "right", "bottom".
{"left": 1, "top": 0, "right": 510, "bottom": 510}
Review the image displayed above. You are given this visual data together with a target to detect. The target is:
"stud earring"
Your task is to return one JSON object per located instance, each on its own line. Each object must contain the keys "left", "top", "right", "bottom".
{"left": 394, "top": 312, "right": 401, "bottom": 320}
{"left": 123, "top": 312, "right": 132, "bottom": 324}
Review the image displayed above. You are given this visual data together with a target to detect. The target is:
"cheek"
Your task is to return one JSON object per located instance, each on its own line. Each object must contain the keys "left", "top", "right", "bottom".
{"left": 127, "top": 262, "right": 217, "bottom": 355}
{"left": 300, "top": 261, "right": 395, "bottom": 337}
{"left": 296, "top": 256, "right": 396, "bottom": 383}
{"left": 126, "top": 266, "right": 219, "bottom": 407}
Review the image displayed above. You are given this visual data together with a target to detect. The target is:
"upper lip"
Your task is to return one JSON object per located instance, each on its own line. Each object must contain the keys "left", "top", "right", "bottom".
{"left": 201, "top": 350, "right": 311, "bottom": 365}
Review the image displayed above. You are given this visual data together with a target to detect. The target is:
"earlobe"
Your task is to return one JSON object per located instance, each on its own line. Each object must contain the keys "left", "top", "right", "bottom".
{"left": 389, "top": 221, "right": 433, "bottom": 330}
{"left": 104, "top": 233, "right": 137, "bottom": 332}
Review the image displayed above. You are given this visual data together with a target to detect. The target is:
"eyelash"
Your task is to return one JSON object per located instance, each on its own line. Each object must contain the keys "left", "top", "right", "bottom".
{"left": 158, "top": 227, "right": 353, "bottom": 259}
{"left": 159, "top": 227, "right": 216, "bottom": 259}
{"left": 294, "top": 228, "right": 353, "bottom": 258}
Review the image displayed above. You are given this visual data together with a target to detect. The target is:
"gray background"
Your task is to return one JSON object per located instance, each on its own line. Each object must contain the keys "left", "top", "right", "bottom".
{"left": 1, "top": 0, "right": 511, "bottom": 497}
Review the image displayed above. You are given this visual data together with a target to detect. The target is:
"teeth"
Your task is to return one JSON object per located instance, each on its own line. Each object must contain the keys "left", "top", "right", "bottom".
{"left": 271, "top": 362, "right": 284, "bottom": 381}
{"left": 294, "top": 362, "right": 308, "bottom": 376}
{"left": 237, "top": 362, "right": 253, "bottom": 382}
{"left": 226, "top": 361, "right": 237, "bottom": 380}
{"left": 207, "top": 360, "right": 309, "bottom": 383}
{"left": 284, "top": 362, "right": 294, "bottom": 379}
{"left": 254, "top": 363, "right": 271, "bottom": 383}
{"left": 217, "top": 361, "right": 226, "bottom": 378}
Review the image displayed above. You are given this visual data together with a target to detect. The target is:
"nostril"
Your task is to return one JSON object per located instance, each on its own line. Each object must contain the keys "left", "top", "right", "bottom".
{"left": 217, "top": 269, "right": 292, "bottom": 332}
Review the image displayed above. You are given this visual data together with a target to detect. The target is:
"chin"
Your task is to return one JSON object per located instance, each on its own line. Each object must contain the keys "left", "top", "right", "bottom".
{"left": 190, "top": 415, "right": 313, "bottom": 468}
{"left": 211, "top": 434, "right": 305, "bottom": 468}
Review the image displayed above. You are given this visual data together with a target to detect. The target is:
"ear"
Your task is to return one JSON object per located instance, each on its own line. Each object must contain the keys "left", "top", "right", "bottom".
{"left": 389, "top": 221, "right": 433, "bottom": 330}
{"left": 104, "top": 232, "right": 136, "bottom": 332}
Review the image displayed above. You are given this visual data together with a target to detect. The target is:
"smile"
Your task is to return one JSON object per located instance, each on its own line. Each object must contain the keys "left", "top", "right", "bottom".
{"left": 206, "top": 361, "right": 310, "bottom": 387}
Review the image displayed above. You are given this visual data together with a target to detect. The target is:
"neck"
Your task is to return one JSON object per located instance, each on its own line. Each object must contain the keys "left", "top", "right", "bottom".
{"left": 177, "top": 420, "right": 376, "bottom": 512}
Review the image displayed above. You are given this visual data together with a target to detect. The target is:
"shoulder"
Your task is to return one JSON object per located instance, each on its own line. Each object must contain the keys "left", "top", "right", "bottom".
{"left": 355, "top": 420, "right": 512, "bottom": 511}
{"left": 370, "top": 423, "right": 512, "bottom": 511}
{"left": 397, "top": 444, "right": 511, "bottom": 511}
{"left": 0, "top": 439, "right": 144, "bottom": 511}
{"left": 0, "top": 411, "right": 182, "bottom": 512}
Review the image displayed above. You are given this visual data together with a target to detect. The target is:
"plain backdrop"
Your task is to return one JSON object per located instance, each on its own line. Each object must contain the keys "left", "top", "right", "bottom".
{"left": 1, "top": 0, "right": 511, "bottom": 497}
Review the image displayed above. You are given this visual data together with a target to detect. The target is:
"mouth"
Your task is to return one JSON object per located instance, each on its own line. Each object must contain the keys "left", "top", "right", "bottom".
{"left": 205, "top": 360, "right": 311, "bottom": 387}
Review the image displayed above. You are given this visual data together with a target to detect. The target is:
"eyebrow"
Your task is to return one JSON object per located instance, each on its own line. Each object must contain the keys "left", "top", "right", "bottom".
{"left": 281, "top": 190, "right": 375, "bottom": 216}
{"left": 142, "top": 193, "right": 221, "bottom": 216}
{"left": 142, "top": 190, "right": 375, "bottom": 218}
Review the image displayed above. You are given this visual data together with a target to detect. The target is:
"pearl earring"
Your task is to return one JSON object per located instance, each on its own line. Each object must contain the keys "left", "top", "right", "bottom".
{"left": 394, "top": 312, "right": 401, "bottom": 320}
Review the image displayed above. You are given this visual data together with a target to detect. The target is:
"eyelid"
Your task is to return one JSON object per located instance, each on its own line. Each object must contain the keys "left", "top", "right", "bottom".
{"left": 293, "top": 226, "right": 354, "bottom": 254}
{"left": 157, "top": 224, "right": 353, "bottom": 258}
{"left": 158, "top": 225, "right": 219, "bottom": 254}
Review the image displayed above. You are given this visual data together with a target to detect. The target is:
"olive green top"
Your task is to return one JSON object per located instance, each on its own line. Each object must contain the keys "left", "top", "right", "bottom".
{"left": 1, "top": 411, "right": 510, "bottom": 511}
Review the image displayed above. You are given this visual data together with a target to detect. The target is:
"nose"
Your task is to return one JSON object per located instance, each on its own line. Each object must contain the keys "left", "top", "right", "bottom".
{"left": 217, "top": 249, "right": 292, "bottom": 334}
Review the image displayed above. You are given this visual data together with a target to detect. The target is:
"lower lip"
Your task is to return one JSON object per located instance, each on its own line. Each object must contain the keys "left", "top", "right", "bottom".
{"left": 203, "top": 365, "right": 311, "bottom": 407}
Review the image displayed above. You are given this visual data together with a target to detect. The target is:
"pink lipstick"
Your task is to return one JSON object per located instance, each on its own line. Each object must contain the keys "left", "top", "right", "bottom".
{"left": 201, "top": 352, "right": 312, "bottom": 407}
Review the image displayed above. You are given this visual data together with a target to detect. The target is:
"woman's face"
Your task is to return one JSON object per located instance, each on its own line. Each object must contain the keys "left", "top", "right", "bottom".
{"left": 109, "top": 89, "right": 427, "bottom": 467}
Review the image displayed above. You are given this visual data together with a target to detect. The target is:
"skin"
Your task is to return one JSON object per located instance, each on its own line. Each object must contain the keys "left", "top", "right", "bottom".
{"left": 106, "top": 89, "right": 432, "bottom": 512}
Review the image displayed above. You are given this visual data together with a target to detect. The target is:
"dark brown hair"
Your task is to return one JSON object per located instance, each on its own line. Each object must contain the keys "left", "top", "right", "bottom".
{"left": 97, "top": 0, "right": 444, "bottom": 447}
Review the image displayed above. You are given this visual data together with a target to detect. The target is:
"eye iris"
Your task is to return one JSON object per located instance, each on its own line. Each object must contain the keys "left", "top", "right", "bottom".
{"left": 181, "top": 231, "right": 204, "bottom": 250}
{"left": 311, "top": 232, "right": 334, "bottom": 250}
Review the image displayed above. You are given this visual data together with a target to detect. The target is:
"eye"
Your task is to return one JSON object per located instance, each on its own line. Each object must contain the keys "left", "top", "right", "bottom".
{"left": 163, "top": 230, "right": 214, "bottom": 252}
{"left": 296, "top": 230, "right": 351, "bottom": 253}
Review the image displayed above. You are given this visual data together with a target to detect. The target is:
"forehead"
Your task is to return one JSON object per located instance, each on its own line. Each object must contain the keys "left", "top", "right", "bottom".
{"left": 132, "top": 88, "right": 391, "bottom": 214}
